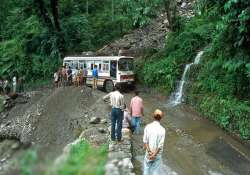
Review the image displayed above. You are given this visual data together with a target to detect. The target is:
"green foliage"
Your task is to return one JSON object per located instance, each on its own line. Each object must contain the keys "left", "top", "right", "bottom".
{"left": 196, "top": 95, "right": 250, "bottom": 139}
{"left": 20, "top": 150, "right": 37, "bottom": 175}
{"left": 0, "top": 0, "right": 163, "bottom": 82}
{"left": 186, "top": 0, "right": 250, "bottom": 139}
{"left": 138, "top": 0, "right": 250, "bottom": 139}
{"left": 50, "top": 140, "right": 107, "bottom": 175}
{"left": 118, "top": 0, "right": 162, "bottom": 27}
{"left": 142, "top": 58, "right": 178, "bottom": 93}
{"left": 137, "top": 12, "right": 217, "bottom": 93}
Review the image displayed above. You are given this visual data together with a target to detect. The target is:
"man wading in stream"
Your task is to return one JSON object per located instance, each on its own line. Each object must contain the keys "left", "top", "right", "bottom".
{"left": 143, "top": 109, "right": 166, "bottom": 175}
{"left": 130, "top": 90, "right": 144, "bottom": 134}
{"left": 103, "top": 84, "right": 125, "bottom": 143}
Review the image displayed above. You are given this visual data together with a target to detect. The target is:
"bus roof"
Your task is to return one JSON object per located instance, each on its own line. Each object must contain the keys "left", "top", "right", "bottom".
{"left": 63, "top": 56, "right": 133, "bottom": 61}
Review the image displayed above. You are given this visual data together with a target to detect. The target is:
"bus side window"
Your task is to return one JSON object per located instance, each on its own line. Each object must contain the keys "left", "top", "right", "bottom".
{"left": 91, "top": 64, "right": 93, "bottom": 70}
{"left": 99, "top": 64, "right": 101, "bottom": 70}
{"left": 102, "top": 64, "right": 109, "bottom": 72}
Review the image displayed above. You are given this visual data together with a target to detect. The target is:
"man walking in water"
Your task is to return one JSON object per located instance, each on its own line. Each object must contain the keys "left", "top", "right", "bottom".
{"left": 130, "top": 90, "right": 144, "bottom": 134}
{"left": 103, "top": 84, "right": 125, "bottom": 143}
{"left": 92, "top": 65, "right": 98, "bottom": 89}
{"left": 143, "top": 109, "right": 166, "bottom": 175}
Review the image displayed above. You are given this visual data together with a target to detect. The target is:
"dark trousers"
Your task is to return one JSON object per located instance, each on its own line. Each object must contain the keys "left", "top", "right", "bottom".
{"left": 111, "top": 107, "right": 123, "bottom": 141}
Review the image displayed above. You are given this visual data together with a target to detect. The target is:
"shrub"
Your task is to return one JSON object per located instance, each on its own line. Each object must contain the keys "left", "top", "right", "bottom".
{"left": 52, "top": 140, "right": 107, "bottom": 175}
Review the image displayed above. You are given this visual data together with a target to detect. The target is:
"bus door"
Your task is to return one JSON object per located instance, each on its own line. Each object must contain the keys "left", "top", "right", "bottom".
{"left": 110, "top": 60, "right": 117, "bottom": 79}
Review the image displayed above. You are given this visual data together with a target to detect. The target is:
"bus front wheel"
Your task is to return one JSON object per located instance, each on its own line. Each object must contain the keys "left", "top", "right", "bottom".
{"left": 105, "top": 80, "right": 114, "bottom": 93}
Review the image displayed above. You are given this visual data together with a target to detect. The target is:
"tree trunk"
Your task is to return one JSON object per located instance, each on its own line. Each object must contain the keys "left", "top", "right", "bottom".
{"left": 163, "top": 0, "right": 177, "bottom": 31}
{"left": 50, "top": 0, "right": 61, "bottom": 32}
{"left": 34, "top": 0, "right": 53, "bottom": 31}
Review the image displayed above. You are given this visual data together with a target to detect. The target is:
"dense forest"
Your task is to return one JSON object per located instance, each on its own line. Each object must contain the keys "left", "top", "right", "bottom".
{"left": 0, "top": 0, "right": 250, "bottom": 140}
{"left": 0, "top": 0, "right": 162, "bottom": 81}
{"left": 138, "top": 0, "right": 250, "bottom": 139}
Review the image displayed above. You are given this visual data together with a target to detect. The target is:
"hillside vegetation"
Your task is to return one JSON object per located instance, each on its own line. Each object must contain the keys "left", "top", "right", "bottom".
{"left": 138, "top": 0, "right": 250, "bottom": 139}
{"left": 0, "top": 0, "right": 162, "bottom": 81}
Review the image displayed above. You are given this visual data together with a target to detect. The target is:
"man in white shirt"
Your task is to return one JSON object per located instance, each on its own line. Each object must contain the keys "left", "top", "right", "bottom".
{"left": 12, "top": 76, "right": 17, "bottom": 93}
{"left": 103, "top": 84, "right": 125, "bottom": 142}
{"left": 143, "top": 109, "right": 166, "bottom": 175}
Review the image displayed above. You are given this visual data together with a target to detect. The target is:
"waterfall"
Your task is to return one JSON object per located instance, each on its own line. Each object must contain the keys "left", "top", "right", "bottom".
{"left": 169, "top": 51, "right": 204, "bottom": 106}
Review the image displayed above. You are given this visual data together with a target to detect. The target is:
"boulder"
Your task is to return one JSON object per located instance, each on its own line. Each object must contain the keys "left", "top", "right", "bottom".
{"left": 98, "top": 128, "right": 106, "bottom": 134}
{"left": 89, "top": 117, "right": 100, "bottom": 124}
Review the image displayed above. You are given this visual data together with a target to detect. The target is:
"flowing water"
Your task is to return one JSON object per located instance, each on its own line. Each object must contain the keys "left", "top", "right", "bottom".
{"left": 126, "top": 90, "right": 250, "bottom": 175}
{"left": 169, "top": 51, "right": 204, "bottom": 106}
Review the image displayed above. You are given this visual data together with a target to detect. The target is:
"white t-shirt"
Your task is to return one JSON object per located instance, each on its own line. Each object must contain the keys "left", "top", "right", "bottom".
{"left": 54, "top": 72, "right": 59, "bottom": 81}
{"left": 13, "top": 77, "right": 17, "bottom": 86}
{"left": 143, "top": 121, "right": 166, "bottom": 156}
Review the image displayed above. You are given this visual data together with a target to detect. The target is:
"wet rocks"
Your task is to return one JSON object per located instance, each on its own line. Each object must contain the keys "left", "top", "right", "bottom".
{"left": 89, "top": 117, "right": 101, "bottom": 124}
{"left": 11, "top": 142, "right": 20, "bottom": 150}
{"left": 100, "top": 119, "right": 108, "bottom": 124}
{"left": 98, "top": 127, "right": 106, "bottom": 134}
{"left": 105, "top": 129, "right": 134, "bottom": 175}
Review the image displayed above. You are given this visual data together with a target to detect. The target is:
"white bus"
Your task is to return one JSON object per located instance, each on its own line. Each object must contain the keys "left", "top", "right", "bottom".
{"left": 63, "top": 56, "right": 135, "bottom": 92}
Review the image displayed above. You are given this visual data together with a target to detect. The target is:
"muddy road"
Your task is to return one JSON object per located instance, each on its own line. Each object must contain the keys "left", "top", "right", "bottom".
{"left": 0, "top": 86, "right": 250, "bottom": 175}
{"left": 128, "top": 89, "right": 250, "bottom": 175}
{"left": 0, "top": 86, "right": 110, "bottom": 174}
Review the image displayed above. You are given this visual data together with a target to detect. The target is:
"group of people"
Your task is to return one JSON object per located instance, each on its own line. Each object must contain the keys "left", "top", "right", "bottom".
{"left": 53, "top": 65, "right": 88, "bottom": 88}
{"left": 0, "top": 76, "right": 23, "bottom": 95}
{"left": 103, "top": 84, "right": 166, "bottom": 175}
{"left": 53, "top": 65, "right": 99, "bottom": 89}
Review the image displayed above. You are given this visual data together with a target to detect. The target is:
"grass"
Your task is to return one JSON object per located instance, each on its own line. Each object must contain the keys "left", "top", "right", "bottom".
{"left": 23, "top": 79, "right": 52, "bottom": 91}
{"left": 18, "top": 140, "right": 108, "bottom": 175}
{"left": 48, "top": 140, "right": 108, "bottom": 175}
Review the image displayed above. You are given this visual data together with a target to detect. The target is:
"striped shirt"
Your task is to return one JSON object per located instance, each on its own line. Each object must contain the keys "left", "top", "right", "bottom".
{"left": 103, "top": 90, "right": 125, "bottom": 110}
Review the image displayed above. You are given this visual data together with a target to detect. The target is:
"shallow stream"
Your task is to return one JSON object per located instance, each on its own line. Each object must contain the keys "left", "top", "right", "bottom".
{"left": 126, "top": 92, "right": 250, "bottom": 175}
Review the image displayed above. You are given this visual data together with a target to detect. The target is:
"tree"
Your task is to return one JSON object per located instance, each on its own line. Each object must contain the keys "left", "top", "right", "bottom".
{"left": 163, "top": 0, "right": 178, "bottom": 31}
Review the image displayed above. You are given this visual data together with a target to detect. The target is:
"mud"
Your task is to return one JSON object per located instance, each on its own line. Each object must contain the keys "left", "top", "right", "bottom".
{"left": 0, "top": 86, "right": 249, "bottom": 175}
{"left": 0, "top": 86, "right": 109, "bottom": 175}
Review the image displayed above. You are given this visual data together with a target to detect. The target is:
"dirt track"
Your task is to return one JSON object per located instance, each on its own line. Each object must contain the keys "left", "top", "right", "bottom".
{"left": 0, "top": 86, "right": 109, "bottom": 174}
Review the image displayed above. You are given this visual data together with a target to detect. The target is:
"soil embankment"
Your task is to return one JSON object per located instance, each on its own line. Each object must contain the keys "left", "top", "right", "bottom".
{"left": 0, "top": 87, "right": 110, "bottom": 174}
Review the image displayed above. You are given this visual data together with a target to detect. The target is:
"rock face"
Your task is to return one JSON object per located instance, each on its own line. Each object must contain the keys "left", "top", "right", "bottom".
{"left": 96, "top": 1, "right": 194, "bottom": 57}
{"left": 96, "top": 14, "right": 169, "bottom": 57}
{"left": 105, "top": 129, "right": 135, "bottom": 175}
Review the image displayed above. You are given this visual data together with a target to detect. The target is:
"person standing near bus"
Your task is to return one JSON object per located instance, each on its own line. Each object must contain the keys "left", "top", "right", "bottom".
{"left": 12, "top": 76, "right": 17, "bottom": 93}
{"left": 61, "top": 66, "right": 67, "bottom": 87}
{"left": 130, "top": 90, "right": 144, "bottom": 134}
{"left": 67, "top": 66, "right": 73, "bottom": 86}
{"left": 92, "top": 65, "right": 98, "bottom": 89}
{"left": 83, "top": 65, "right": 88, "bottom": 86}
{"left": 103, "top": 84, "right": 125, "bottom": 142}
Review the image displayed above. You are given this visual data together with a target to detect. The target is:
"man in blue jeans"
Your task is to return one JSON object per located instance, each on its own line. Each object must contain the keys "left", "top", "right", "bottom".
{"left": 143, "top": 109, "right": 166, "bottom": 175}
{"left": 92, "top": 65, "right": 98, "bottom": 89}
{"left": 103, "top": 84, "right": 125, "bottom": 142}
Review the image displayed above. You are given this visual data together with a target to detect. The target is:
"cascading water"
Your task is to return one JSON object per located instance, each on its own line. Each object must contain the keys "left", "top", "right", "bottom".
{"left": 169, "top": 51, "right": 204, "bottom": 106}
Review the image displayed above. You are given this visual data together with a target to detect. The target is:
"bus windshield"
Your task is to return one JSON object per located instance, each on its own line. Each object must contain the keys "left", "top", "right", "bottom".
{"left": 118, "top": 58, "right": 133, "bottom": 71}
